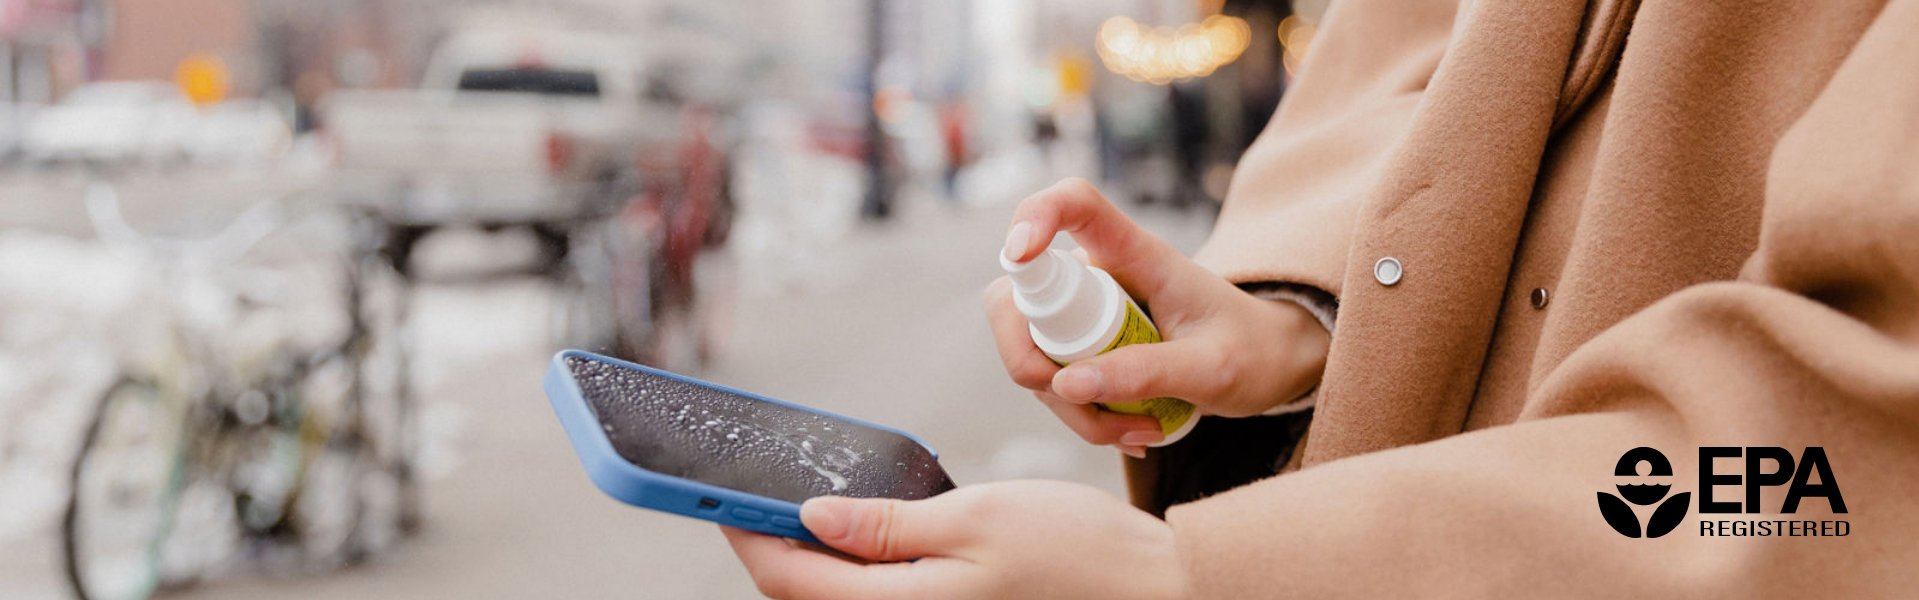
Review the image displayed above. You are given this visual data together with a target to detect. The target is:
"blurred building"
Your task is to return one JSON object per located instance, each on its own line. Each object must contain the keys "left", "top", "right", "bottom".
{"left": 95, "top": 0, "right": 251, "bottom": 87}
{"left": 0, "top": 0, "right": 99, "bottom": 103}
{"left": 1, "top": 0, "right": 430, "bottom": 111}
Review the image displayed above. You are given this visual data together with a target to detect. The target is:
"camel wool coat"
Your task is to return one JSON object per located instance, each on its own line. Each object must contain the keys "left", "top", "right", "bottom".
{"left": 1124, "top": 0, "right": 1919, "bottom": 595}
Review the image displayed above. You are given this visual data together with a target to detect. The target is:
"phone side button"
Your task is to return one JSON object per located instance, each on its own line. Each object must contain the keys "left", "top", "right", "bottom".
{"left": 770, "top": 516, "right": 802, "bottom": 530}
{"left": 730, "top": 507, "right": 766, "bottom": 522}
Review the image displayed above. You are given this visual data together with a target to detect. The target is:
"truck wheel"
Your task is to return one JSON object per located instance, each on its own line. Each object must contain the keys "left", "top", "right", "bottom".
{"left": 381, "top": 225, "right": 428, "bottom": 279}
{"left": 531, "top": 223, "right": 571, "bottom": 276}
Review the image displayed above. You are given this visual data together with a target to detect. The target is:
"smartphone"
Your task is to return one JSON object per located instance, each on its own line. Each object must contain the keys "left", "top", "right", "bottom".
{"left": 543, "top": 350, "right": 956, "bottom": 543}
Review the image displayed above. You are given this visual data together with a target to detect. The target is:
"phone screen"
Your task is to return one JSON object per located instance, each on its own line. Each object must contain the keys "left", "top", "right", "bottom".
{"left": 567, "top": 356, "right": 955, "bottom": 505}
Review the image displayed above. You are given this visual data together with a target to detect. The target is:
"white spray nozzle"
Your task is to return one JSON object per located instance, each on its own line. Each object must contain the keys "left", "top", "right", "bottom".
{"left": 1002, "top": 248, "right": 1106, "bottom": 347}
{"left": 1002, "top": 248, "right": 1060, "bottom": 291}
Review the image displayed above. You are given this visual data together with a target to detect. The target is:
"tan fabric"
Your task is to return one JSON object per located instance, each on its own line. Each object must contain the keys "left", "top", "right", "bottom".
{"left": 1141, "top": 0, "right": 1919, "bottom": 595}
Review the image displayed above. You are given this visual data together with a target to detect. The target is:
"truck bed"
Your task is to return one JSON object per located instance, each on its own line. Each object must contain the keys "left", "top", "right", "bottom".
{"left": 324, "top": 90, "right": 615, "bottom": 226}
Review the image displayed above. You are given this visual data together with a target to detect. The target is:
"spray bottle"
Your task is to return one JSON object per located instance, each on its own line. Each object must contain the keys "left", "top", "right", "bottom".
{"left": 1002, "top": 246, "right": 1198, "bottom": 446}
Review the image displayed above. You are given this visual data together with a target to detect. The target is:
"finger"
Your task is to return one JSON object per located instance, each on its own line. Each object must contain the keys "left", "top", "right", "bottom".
{"left": 723, "top": 526, "right": 956, "bottom": 600}
{"left": 1004, "top": 178, "right": 1184, "bottom": 297}
{"left": 1049, "top": 338, "right": 1225, "bottom": 406}
{"left": 983, "top": 277, "right": 1060, "bottom": 391}
{"left": 1035, "top": 390, "right": 1162, "bottom": 446}
{"left": 800, "top": 496, "right": 971, "bottom": 563}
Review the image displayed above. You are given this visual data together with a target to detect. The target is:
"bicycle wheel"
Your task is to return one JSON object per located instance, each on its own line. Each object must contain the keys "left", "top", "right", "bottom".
{"left": 346, "top": 246, "right": 423, "bottom": 537}
{"left": 291, "top": 440, "right": 365, "bottom": 567}
{"left": 549, "top": 219, "right": 621, "bottom": 354}
{"left": 288, "top": 353, "right": 370, "bottom": 566}
{"left": 63, "top": 378, "right": 189, "bottom": 600}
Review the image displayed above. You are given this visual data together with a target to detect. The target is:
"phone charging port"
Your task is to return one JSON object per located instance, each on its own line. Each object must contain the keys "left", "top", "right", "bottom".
{"left": 698, "top": 497, "right": 721, "bottom": 510}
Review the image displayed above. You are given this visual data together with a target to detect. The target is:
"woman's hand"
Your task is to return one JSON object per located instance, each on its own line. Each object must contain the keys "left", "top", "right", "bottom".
{"left": 724, "top": 481, "right": 1188, "bottom": 600}
{"left": 985, "top": 179, "right": 1330, "bottom": 457}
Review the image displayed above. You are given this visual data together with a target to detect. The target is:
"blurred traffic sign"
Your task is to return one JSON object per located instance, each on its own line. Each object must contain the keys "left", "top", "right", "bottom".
{"left": 1057, "top": 53, "right": 1092, "bottom": 98}
{"left": 174, "top": 53, "right": 228, "bottom": 106}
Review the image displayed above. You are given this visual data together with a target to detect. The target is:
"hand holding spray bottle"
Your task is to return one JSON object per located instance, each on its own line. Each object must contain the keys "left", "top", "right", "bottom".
{"left": 1001, "top": 240, "right": 1199, "bottom": 446}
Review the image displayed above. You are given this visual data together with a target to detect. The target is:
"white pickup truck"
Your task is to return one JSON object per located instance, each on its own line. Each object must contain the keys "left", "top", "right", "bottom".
{"left": 324, "top": 29, "right": 677, "bottom": 270}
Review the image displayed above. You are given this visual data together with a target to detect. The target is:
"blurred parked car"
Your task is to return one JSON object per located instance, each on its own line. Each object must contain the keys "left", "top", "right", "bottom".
{"left": 187, "top": 99, "right": 295, "bottom": 166}
{"left": 323, "top": 27, "right": 676, "bottom": 274}
{"left": 22, "top": 81, "right": 197, "bottom": 167}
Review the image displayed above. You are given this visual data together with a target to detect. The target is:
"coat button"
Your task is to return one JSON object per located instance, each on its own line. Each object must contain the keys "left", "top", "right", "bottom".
{"left": 1530, "top": 287, "right": 1550, "bottom": 309}
{"left": 1373, "top": 257, "right": 1403, "bottom": 286}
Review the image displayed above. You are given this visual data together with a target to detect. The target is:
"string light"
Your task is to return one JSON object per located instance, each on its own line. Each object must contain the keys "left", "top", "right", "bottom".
{"left": 1096, "top": 15, "right": 1251, "bottom": 84}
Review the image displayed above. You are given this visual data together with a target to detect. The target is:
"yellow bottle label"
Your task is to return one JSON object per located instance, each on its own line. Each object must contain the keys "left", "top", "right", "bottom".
{"left": 1103, "top": 297, "right": 1164, "bottom": 350}
{"left": 1064, "top": 299, "right": 1196, "bottom": 439}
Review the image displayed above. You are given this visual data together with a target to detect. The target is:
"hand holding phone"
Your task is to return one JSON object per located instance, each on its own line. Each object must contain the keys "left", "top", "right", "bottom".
{"left": 544, "top": 351, "right": 956, "bottom": 543}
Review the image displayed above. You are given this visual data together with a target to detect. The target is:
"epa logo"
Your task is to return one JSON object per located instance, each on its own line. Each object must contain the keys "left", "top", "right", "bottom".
{"left": 1597, "top": 445, "right": 1846, "bottom": 539}
{"left": 1596, "top": 447, "right": 1690, "bottom": 538}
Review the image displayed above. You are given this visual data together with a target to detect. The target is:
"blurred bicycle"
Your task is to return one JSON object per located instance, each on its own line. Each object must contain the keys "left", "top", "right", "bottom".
{"left": 62, "top": 180, "right": 419, "bottom": 600}
{"left": 551, "top": 105, "right": 736, "bottom": 372}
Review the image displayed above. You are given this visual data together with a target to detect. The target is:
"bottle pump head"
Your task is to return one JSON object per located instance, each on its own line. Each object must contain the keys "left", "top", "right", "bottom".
{"left": 1001, "top": 248, "right": 1108, "bottom": 348}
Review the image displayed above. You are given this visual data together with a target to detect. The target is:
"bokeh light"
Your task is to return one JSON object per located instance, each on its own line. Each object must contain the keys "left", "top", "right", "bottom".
{"left": 1096, "top": 15, "right": 1252, "bottom": 84}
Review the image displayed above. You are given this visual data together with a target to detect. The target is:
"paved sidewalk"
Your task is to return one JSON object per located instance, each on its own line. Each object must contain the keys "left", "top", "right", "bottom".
{"left": 0, "top": 186, "right": 1216, "bottom": 599}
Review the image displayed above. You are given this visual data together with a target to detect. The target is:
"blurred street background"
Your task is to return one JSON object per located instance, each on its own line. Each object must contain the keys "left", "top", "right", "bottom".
{"left": 0, "top": 0, "right": 1325, "bottom": 597}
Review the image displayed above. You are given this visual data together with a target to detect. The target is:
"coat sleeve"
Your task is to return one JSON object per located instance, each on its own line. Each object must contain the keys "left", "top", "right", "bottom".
{"left": 1162, "top": 2, "right": 1919, "bottom": 596}
{"left": 1194, "top": 0, "right": 1459, "bottom": 295}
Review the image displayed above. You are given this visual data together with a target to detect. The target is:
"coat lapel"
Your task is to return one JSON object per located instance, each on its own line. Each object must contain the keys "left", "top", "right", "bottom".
{"left": 1304, "top": 0, "right": 1599, "bottom": 465}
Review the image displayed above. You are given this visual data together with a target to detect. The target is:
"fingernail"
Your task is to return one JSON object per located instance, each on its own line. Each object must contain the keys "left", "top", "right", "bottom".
{"left": 1121, "top": 430, "right": 1164, "bottom": 447}
{"left": 800, "top": 497, "right": 853, "bottom": 541}
{"left": 1120, "top": 445, "right": 1146, "bottom": 459}
{"left": 1053, "top": 368, "right": 1101, "bottom": 402}
{"left": 1003, "top": 221, "right": 1033, "bottom": 261}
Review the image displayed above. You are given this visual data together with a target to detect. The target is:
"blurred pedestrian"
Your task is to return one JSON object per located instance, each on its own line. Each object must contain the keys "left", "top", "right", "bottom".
{"left": 939, "top": 100, "right": 969, "bottom": 201}
{"left": 1166, "top": 81, "right": 1209, "bottom": 208}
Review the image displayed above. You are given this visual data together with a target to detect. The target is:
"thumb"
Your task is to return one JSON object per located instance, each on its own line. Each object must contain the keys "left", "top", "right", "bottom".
{"left": 800, "top": 496, "right": 968, "bottom": 563}
{"left": 1050, "top": 339, "right": 1223, "bottom": 408}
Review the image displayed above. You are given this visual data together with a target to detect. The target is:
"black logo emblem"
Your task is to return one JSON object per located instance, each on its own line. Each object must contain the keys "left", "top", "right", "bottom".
{"left": 1597, "top": 447, "right": 1690, "bottom": 538}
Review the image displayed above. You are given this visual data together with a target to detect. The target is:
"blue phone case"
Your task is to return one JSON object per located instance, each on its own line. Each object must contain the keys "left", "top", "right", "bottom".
{"left": 543, "top": 349, "right": 944, "bottom": 543}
